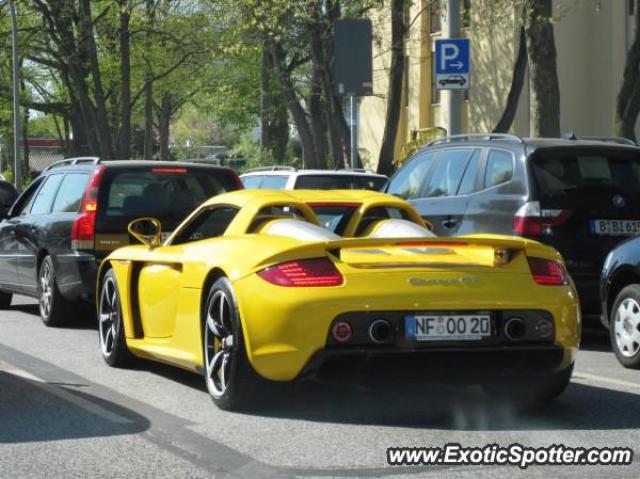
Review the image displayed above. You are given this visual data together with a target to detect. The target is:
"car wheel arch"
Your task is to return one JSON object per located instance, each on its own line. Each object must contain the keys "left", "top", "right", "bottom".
{"left": 200, "top": 267, "right": 251, "bottom": 364}
{"left": 608, "top": 268, "right": 640, "bottom": 322}
{"left": 97, "top": 260, "right": 113, "bottom": 302}
{"left": 200, "top": 268, "right": 229, "bottom": 323}
{"left": 35, "top": 249, "right": 50, "bottom": 281}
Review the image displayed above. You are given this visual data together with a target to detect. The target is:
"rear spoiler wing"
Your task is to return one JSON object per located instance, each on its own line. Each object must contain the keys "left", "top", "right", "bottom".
{"left": 254, "top": 234, "right": 560, "bottom": 271}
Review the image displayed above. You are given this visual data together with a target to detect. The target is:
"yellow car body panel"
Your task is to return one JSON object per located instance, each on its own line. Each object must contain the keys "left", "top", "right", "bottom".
{"left": 97, "top": 189, "right": 580, "bottom": 381}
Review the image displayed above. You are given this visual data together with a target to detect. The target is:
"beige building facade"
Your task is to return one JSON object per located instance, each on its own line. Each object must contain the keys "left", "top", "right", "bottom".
{"left": 359, "top": 0, "right": 633, "bottom": 169}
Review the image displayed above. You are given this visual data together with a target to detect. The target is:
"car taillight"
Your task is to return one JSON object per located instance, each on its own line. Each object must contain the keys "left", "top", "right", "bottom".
{"left": 151, "top": 167, "right": 187, "bottom": 174}
{"left": 513, "top": 201, "right": 572, "bottom": 236}
{"left": 71, "top": 165, "right": 105, "bottom": 250}
{"left": 257, "top": 258, "right": 343, "bottom": 287}
{"left": 232, "top": 172, "right": 244, "bottom": 190}
{"left": 527, "top": 257, "right": 569, "bottom": 286}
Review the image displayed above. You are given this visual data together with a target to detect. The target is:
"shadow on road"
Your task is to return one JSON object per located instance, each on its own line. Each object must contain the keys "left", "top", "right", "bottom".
{"left": 245, "top": 380, "right": 640, "bottom": 432}
{"left": 0, "top": 370, "right": 149, "bottom": 443}
{"left": 9, "top": 302, "right": 98, "bottom": 330}
{"left": 134, "top": 356, "right": 640, "bottom": 433}
{"left": 580, "top": 330, "right": 612, "bottom": 353}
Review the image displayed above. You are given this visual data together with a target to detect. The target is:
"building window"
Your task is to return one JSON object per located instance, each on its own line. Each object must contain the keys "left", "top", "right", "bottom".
{"left": 430, "top": 1, "right": 442, "bottom": 34}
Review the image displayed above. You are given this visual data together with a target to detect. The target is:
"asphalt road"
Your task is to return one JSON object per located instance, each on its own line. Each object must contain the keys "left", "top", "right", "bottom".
{"left": 1, "top": 295, "right": 640, "bottom": 479}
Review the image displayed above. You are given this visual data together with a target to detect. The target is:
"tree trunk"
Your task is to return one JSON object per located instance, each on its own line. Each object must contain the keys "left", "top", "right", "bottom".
{"left": 268, "top": 40, "right": 318, "bottom": 168}
{"left": 158, "top": 94, "right": 171, "bottom": 161}
{"left": 79, "top": 0, "right": 112, "bottom": 159}
{"left": 260, "top": 42, "right": 290, "bottom": 162}
{"left": 494, "top": 26, "right": 527, "bottom": 133}
{"left": 260, "top": 44, "right": 272, "bottom": 153}
{"left": 22, "top": 108, "right": 29, "bottom": 177}
{"left": 270, "top": 106, "right": 289, "bottom": 163}
{"left": 119, "top": 3, "right": 132, "bottom": 159}
{"left": 143, "top": 0, "right": 156, "bottom": 161}
{"left": 310, "top": 0, "right": 358, "bottom": 168}
{"left": 378, "top": 0, "right": 406, "bottom": 176}
{"left": 48, "top": 1, "right": 100, "bottom": 156}
{"left": 615, "top": 0, "right": 640, "bottom": 141}
{"left": 523, "top": 0, "right": 561, "bottom": 137}
{"left": 308, "top": 67, "right": 326, "bottom": 168}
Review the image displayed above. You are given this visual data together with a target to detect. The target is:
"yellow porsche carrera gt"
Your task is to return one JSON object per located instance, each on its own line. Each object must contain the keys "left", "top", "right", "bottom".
{"left": 97, "top": 189, "right": 580, "bottom": 410}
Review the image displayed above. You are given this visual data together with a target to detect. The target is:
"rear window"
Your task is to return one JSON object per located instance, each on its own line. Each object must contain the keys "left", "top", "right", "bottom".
{"left": 532, "top": 152, "right": 640, "bottom": 196}
{"left": 98, "top": 168, "right": 236, "bottom": 225}
{"left": 309, "top": 205, "right": 360, "bottom": 235}
{"left": 261, "top": 176, "right": 288, "bottom": 189}
{"left": 295, "top": 174, "right": 386, "bottom": 191}
{"left": 241, "top": 176, "right": 263, "bottom": 189}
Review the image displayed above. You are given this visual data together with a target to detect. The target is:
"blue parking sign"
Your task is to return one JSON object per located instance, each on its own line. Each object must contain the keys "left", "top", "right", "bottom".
{"left": 435, "top": 38, "right": 470, "bottom": 90}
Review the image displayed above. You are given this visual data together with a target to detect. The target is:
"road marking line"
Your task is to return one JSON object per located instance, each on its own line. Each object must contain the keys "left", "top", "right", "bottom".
{"left": 573, "top": 371, "right": 640, "bottom": 391}
{"left": 0, "top": 359, "right": 133, "bottom": 424}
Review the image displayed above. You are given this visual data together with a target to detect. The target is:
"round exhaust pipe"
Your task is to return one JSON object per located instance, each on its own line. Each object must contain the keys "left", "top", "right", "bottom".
{"left": 504, "top": 317, "right": 526, "bottom": 340}
{"left": 368, "top": 319, "right": 393, "bottom": 344}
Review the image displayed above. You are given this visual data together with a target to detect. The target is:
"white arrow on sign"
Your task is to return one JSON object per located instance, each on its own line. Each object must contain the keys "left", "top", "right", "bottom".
{"left": 451, "top": 60, "right": 464, "bottom": 70}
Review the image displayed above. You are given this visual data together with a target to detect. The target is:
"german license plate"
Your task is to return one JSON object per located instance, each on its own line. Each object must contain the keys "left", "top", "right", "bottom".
{"left": 590, "top": 220, "right": 640, "bottom": 236}
{"left": 405, "top": 314, "right": 491, "bottom": 341}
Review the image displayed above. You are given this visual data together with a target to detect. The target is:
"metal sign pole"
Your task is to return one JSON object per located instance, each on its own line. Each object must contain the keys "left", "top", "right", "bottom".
{"left": 445, "top": 0, "right": 461, "bottom": 136}
{"left": 8, "top": 0, "right": 22, "bottom": 190}
{"left": 349, "top": 95, "right": 359, "bottom": 170}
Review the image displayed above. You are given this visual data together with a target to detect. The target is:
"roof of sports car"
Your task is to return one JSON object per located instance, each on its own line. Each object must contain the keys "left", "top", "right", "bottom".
{"left": 202, "top": 189, "right": 401, "bottom": 208}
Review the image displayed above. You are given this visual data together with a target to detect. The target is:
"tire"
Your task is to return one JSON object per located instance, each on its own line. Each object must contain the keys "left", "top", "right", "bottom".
{"left": 38, "top": 255, "right": 72, "bottom": 327}
{"left": 98, "top": 269, "right": 134, "bottom": 368}
{"left": 202, "top": 277, "right": 267, "bottom": 411}
{"left": 0, "top": 290, "right": 12, "bottom": 309}
{"left": 482, "top": 362, "right": 574, "bottom": 407}
{"left": 609, "top": 285, "right": 640, "bottom": 369}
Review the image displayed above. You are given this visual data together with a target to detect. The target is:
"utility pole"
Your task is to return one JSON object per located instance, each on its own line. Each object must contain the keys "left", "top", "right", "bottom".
{"left": 349, "top": 95, "right": 360, "bottom": 169}
{"left": 444, "top": 0, "right": 462, "bottom": 135}
{"left": 6, "top": 0, "right": 22, "bottom": 190}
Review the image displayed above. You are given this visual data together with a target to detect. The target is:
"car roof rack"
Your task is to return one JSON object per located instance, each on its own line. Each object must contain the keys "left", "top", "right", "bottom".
{"left": 581, "top": 136, "right": 638, "bottom": 146}
{"left": 561, "top": 131, "right": 637, "bottom": 146}
{"left": 43, "top": 157, "right": 101, "bottom": 172}
{"left": 336, "top": 167, "right": 379, "bottom": 174}
{"left": 244, "top": 166, "right": 297, "bottom": 173}
{"left": 428, "top": 133, "right": 524, "bottom": 146}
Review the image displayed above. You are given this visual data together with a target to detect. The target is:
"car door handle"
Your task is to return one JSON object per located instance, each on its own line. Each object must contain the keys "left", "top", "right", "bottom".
{"left": 442, "top": 217, "right": 458, "bottom": 229}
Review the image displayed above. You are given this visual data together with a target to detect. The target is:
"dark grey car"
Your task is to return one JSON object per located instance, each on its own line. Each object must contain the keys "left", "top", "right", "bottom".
{"left": 385, "top": 133, "right": 640, "bottom": 323}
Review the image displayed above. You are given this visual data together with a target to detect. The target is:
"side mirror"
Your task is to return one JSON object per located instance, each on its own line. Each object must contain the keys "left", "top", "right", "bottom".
{"left": 128, "top": 217, "right": 162, "bottom": 248}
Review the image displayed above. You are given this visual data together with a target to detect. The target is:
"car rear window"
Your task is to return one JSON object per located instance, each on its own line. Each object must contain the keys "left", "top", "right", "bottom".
{"left": 241, "top": 176, "right": 263, "bottom": 188}
{"left": 295, "top": 175, "right": 386, "bottom": 191}
{"left": 532, "top": 152, "right": 640, "bottom": 197}
{"left": 260, "top": 176, "right": 288, "bottom": 189}
{"left": 309, "top": 205, "right": 360, "bottom": 235}
{"left": 98, "top": 168, "right": 236, "bottom": 225}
